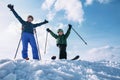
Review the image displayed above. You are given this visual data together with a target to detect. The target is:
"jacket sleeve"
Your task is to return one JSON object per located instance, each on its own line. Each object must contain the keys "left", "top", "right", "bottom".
{"left": 65, "top": 26, "right": 71, "bottom": 38}
{"left": 11, "top": 9, "right": 24, "bottom": 24}
{"left": 49, "top": 30, "right": 58, "bottom": 39}
{"left": 33, "top": 21, "right": 48, "bottom": 28}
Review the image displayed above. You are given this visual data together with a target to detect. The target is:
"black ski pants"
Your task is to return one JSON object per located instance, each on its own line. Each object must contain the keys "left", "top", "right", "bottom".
{"left": 58, "top": 44, "right": 67, "bottom": 59}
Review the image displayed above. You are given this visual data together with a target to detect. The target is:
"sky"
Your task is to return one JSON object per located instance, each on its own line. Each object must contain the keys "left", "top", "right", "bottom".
{"left": 0, "top": 0, "right": 120, "bottom": 62}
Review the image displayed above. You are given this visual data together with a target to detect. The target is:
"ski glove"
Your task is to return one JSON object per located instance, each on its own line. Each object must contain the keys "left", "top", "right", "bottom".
{"left": 7, "top": 4, "right": 14, "bottom": 10}
{"left": 46, "top": 28, "right": 51, "bottom": 32}
{"left": 44, "top": 19, "right": 49, "bottom": 23}
{"left": 68, "top": 24, "right": 72, "bottom": 29}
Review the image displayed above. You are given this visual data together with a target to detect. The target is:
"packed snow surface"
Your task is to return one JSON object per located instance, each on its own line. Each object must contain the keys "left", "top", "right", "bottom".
{"left": 0, "top": 59, "right": 120, "bottom": 80}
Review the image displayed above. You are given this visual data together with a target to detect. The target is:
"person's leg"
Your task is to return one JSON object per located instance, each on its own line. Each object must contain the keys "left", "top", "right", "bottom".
{"left": 61, "top": 45, "right": 67, "bottom": 59}
{"left": 63, "top": 45, "right": 67, "bottom": 59}
{"left": 29, "top": 34, "right": 39, "bottom": 60}
{"left": 59, "top": 44, "right": 67, "bottom": 59}
{"left": 21, "top": 33, "right": 29, "bottom": 59}
{"left": 59, "top": 45, "right": 62, "bottom": 59}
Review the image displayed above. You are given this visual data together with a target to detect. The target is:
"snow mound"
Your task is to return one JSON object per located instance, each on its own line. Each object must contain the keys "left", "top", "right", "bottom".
{"left": 0, "top": 59, "right": 120, "bottom": 80}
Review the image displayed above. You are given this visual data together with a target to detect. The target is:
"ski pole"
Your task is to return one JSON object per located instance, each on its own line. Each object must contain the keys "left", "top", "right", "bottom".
{"left": 72, "top": 27, "right": 87, "bottom": 45}
{"left": 14, "top": 36, "right": 22, "bottom": 59}
{"left": 34, "top": 29, "right": 41, "bottom": 60}
{"left": 44, "top": 32, "right": 48, "bottom": 54}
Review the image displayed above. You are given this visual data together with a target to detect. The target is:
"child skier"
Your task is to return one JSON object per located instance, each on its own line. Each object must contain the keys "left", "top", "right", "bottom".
{"left": 46, "top": 24, "right": 72, "bottom": 59}
{"left": 8, "top": 4, "right": 48, "bottom": 60}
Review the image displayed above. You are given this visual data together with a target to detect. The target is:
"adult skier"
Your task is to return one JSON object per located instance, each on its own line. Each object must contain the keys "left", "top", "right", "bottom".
{"left": 46, "top": 24, "right": 72, "bottom": 59}
{"left": 8, "top": 4, "right": 48, "bottom": 60}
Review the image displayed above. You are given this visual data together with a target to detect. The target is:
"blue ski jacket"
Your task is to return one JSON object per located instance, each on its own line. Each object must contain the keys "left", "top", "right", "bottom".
{"left": 11, "top": 9, "right": 47, "bottom": 34}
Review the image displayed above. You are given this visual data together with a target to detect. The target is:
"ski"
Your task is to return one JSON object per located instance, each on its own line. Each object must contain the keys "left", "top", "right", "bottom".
{"left": 51, "top": 56, "right": 56, "bottom": 60}
{"left": 51, "top": 55, "right": 80, "bottom": 60}
{"left": 71, "top": 55, "right": 79, "bottom": 60}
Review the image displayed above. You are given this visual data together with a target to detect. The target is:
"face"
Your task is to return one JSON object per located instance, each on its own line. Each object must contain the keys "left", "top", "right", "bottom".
{"left": 58, "top": 31, "right": 63, "bottom": 35}
{"left": 27, "top": 17, "right": 33, "bottom": 22}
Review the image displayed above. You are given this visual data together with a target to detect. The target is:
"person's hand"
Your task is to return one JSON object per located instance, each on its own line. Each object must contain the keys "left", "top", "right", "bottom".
{"left": 68, "top": 24, "right": 72, "bottom": 29}
{"left": 44, "top": 19, "right": 49, "bottom": 23}
{"left": 46, "top": 28, "right": 51, "bottom": 32}
{"left": 7, "top": 4, "right": 14, "bottom": 10}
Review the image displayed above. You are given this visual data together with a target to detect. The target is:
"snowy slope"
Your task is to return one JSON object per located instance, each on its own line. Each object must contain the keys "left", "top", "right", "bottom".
{"left": 0, "top": 59, "right": 120, "bottom": 80}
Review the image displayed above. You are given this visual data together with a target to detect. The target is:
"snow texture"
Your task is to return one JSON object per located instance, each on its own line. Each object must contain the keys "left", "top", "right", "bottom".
{"left": 0, "top": 59, "right": 120, "bottom": 80}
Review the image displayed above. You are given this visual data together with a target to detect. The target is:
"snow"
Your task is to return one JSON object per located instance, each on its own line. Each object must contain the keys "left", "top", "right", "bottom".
{"left": 0, "top": 59, "right": 120, "bottom": 80}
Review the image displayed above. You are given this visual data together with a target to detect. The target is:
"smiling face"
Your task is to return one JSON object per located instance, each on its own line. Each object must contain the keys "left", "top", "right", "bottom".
{"left": 27, "top": 15, "right": 33, "bottom": 22}
{"left": 57, "top": 29, "right": 64, "bottom": 35}
{"left": 58, "top": 31, "right": 64, "bottom": 35}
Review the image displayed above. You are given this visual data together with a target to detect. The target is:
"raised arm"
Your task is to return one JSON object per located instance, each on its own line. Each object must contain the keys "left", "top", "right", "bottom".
{"left": 65, "top": 24, "right": 72, "bottom": 38}
{"left": 33, "top": 20, "right": 49, "bottom": 27}
{"left": 46, "top": 28, "right": 58, "bottom": 39}
{"left": 7, "top": 4, "right": 24, "bottom": 24}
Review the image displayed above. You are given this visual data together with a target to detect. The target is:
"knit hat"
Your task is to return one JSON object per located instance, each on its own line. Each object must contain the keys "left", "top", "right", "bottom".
{"left": 57, "top": 29, "right": 63, "bottom": 33}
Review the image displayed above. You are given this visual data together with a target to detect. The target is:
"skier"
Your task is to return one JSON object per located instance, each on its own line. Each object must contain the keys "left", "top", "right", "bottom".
{"left": 46, "top": 24, "right": 72, "bottom": 59}
{"left": 8, "top": 4, "right": 48, "bottom": 60}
